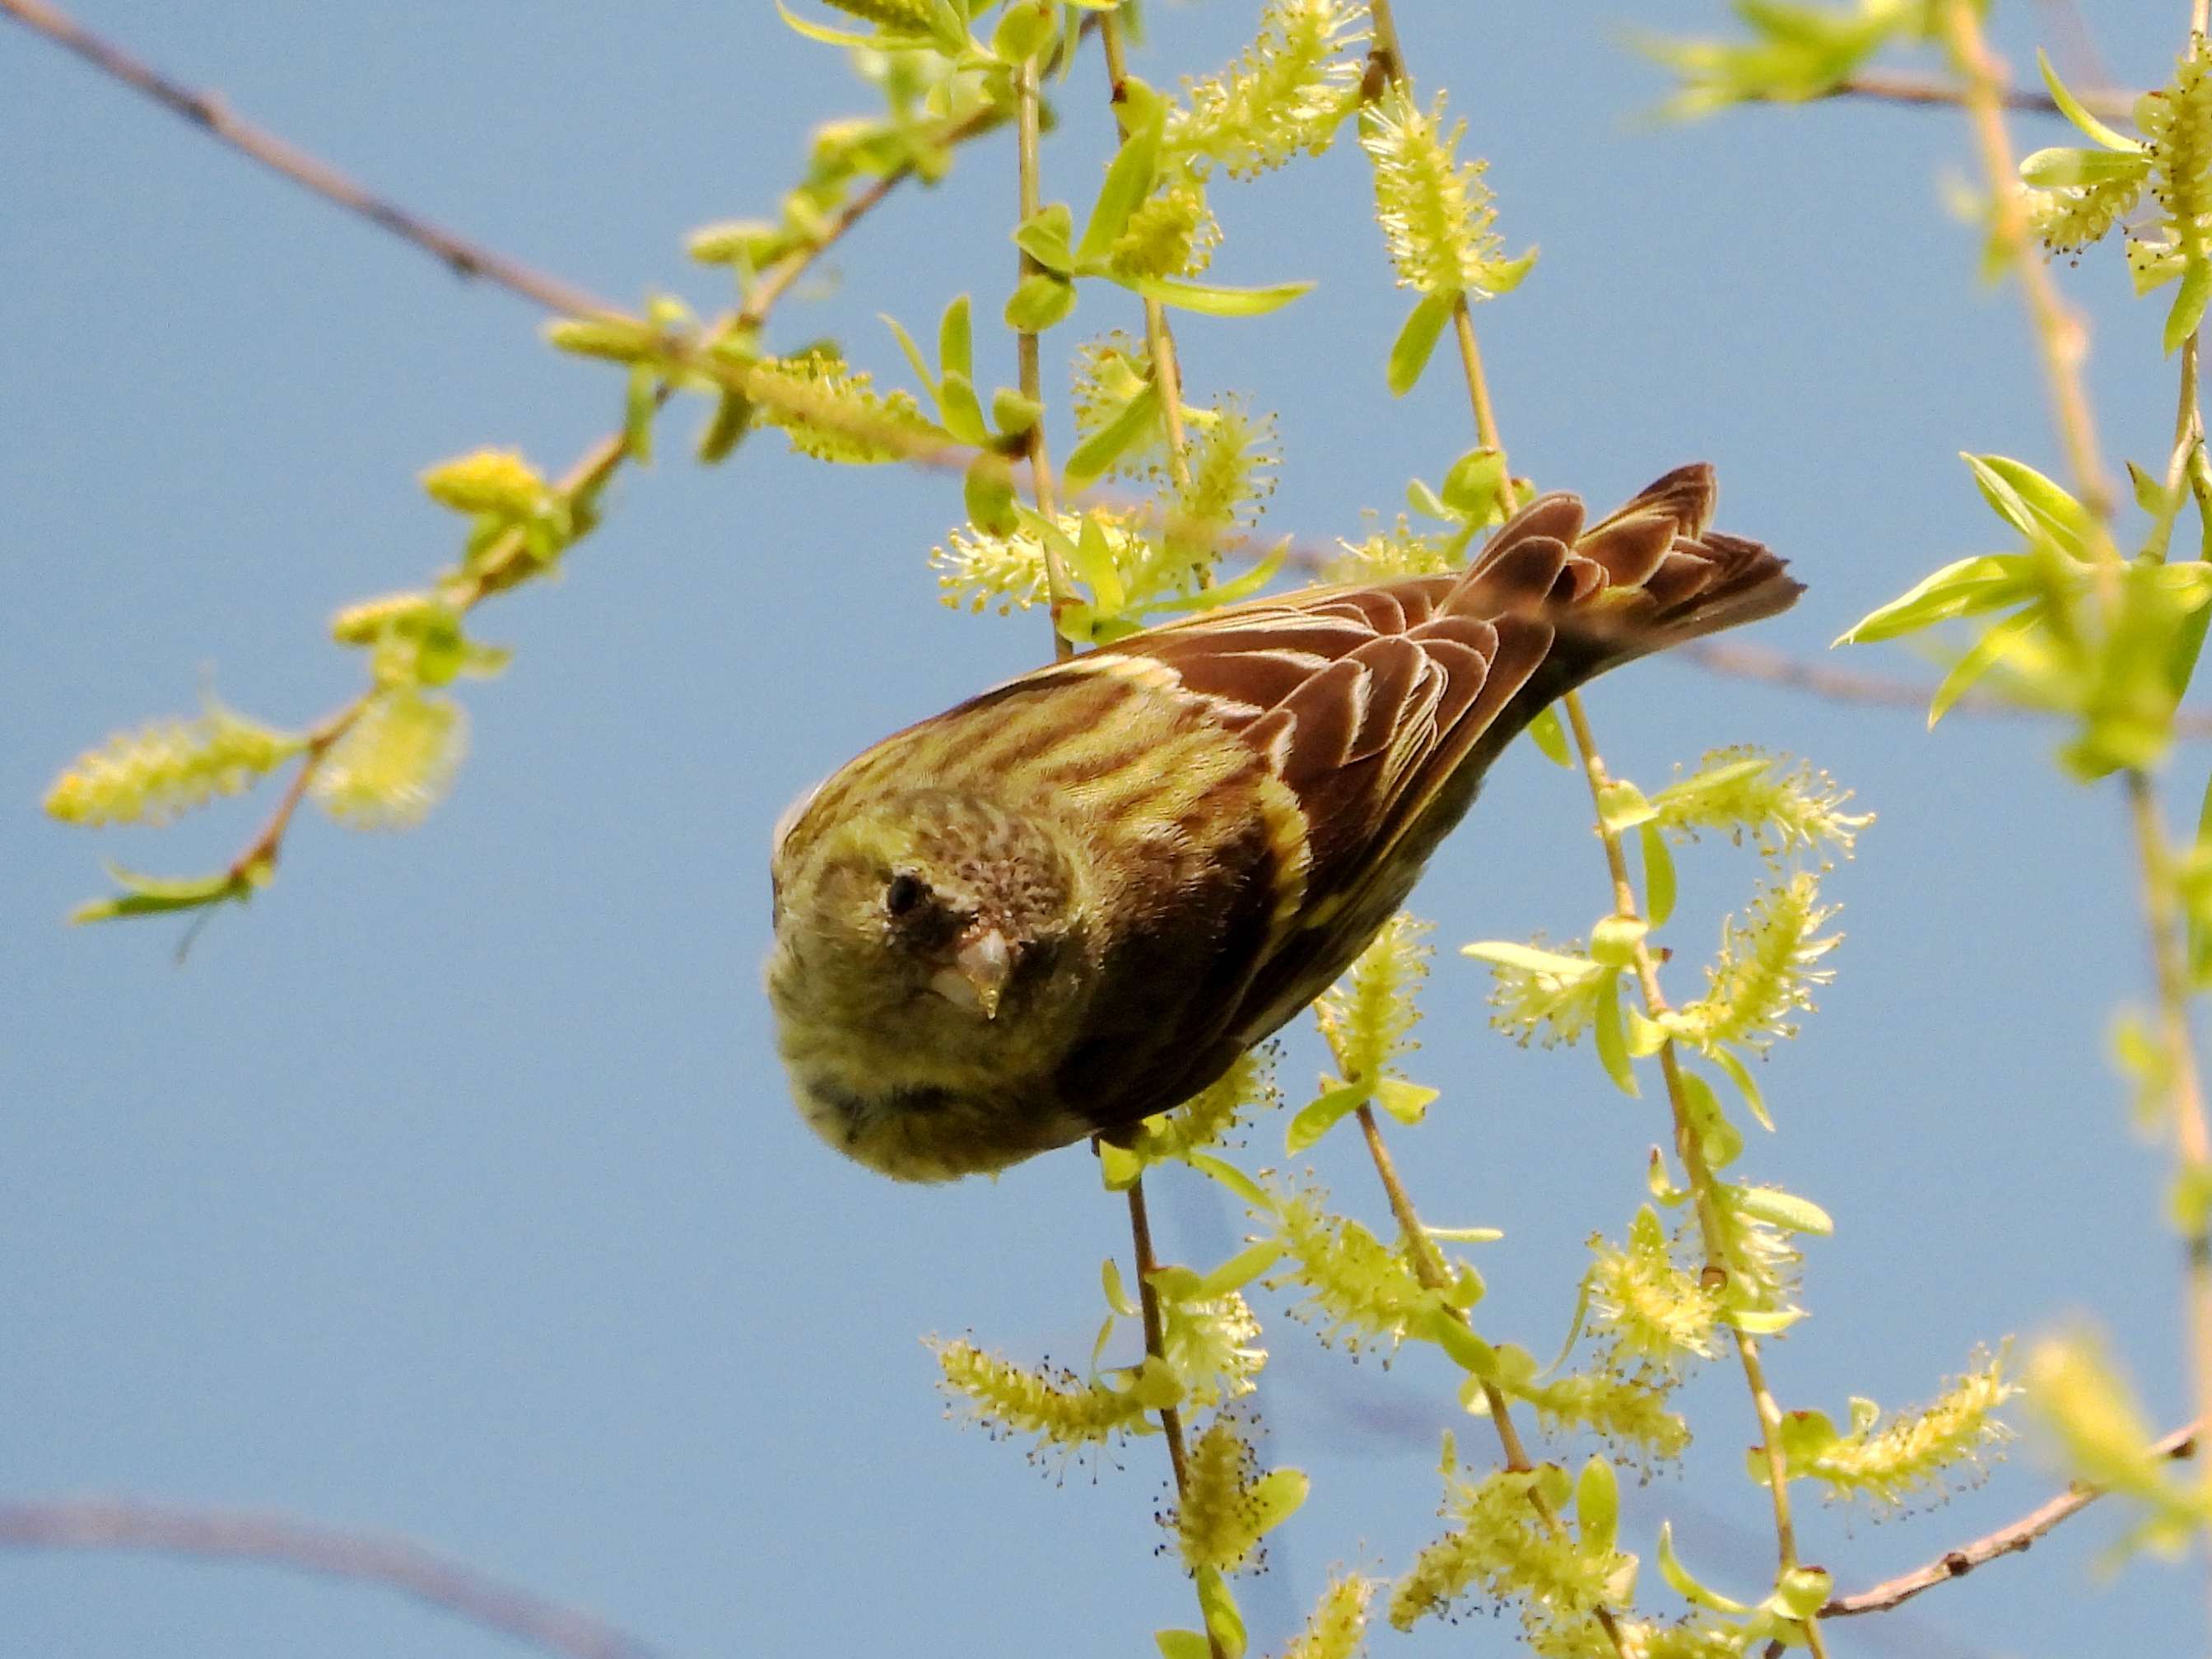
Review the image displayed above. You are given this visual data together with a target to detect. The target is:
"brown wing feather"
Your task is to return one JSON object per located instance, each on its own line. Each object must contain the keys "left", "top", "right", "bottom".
{"left": 1115, "top": 463, "right": 1801, "bottom": 1052}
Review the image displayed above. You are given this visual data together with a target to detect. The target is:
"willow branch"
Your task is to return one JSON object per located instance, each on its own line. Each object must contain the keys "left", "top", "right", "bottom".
{"left": 1814, "top": 71, "right": 2137, "bottom": 122}
{"left": 1938, "top": 0, "right": 2115, "bottom": 527}
{"left": 0, "top": 1497, "right": 661, "bottom": 1659}
{"left": 1822, "top": 1419, "right": 2202, "bottom": 1617}
{"left": 0, "top": 0, "right": 615, "bottom": 319}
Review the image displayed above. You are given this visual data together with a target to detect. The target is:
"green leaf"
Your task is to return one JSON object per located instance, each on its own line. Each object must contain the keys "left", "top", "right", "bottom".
{"left": 1656, "top": 1522, "right": 1751, "bottom": 1615}
{"left": 1420, "top": 1310, "right": 1499, "bottom": 1376}
{"left": 1735, "top": 1186, "right": 1834, "bottom": 1236}
{"left": 1097, "top": 1138, "right": 1143, "bottom": 1190}
{"left": 1064, "top": 382, "right": 1162, "bottom": 487}
{"left": 1373, "top": 1076, "right": 1438, "bottom": 1125}
{"left": 1723, "top": 1306, "right": 1803, "bottom": 1334}
{"left": 965, "top": 453, "right": 1020, "bottom": 535}
{"left": 1576, "top": 1456, "right": 1619, "bottom": 1558}
{"left": 1709, "top": 1044, "right": 1774, "bottom": 1131}
{"left": 1589, "top": 912, "right": 1649, "bottom": 967}
{"left": 1196, "top": 1567, "right": 1247, "bottom": 1659}
{"left": 696, "top": 389, "right": 751, "bottom": 464}
{"left": 1286, "top": 1082, "right": 1367, "bottom": 1153}
{"left": 1245, "top": 1468, "right": 1311, "bottom": 1538}
{"left": 1930, "top": 606, "right": 2043, "bottom": 728}
{"left": 774, "top": 0, "right": 882, "bottom": 49}
{"left": 924, "top": 0, "right": 969, "bottom": 58}
{"left": 938, "top": 292, "right": 974, "bottom": 384}
{"left": 1014, "top": 203, "right": 1076, "bottom": 273}
{"left": 1155, "top": 1632, "right": 1211, "bottom": 1659}
{"left": 1075, "top": 105, "right": 1164, "bottom": 269}
{"left": 1770, "top": 1565, "right": 1833, "bottom": 1622}
{"left": 1596, "top": 779, "right": 1656, "bottom": 836}
{"left": 2038, "top": 49, "right": 2142, "bottom": 151}
{"left": 1185, "top": 1153, "right": 1269, "bottom": 1209}
{"left": 1526, "top": 703, "right": 1572, "bottom": 767}
{"left": 2019, "top": 146, "right": 2149, "bottom": 188}
{"left": 1406, "top": 477, "right": 1451, "bottom": 520}
{"left": 1387, "top": 291, "right": 1458, "bottom": 396}
{"left": 990, "top": 0, "right": 1056, "bottom": 63}
{"left": 1070, "top": 511, "right": 1128, "bottom": 615}
{"left": 1462, "top": 940, "right": 1602, "bottom": 981}
{"left": 1594, "top": 968, "right": 1639, "bottom": 1097}
{"left": 1129, "top": 276, "right": 1315, "bottom": 317}
{"left": 1647, "top": 1149, "right": 1690, "bottom": 1207}
{"left": 1678, "top": 1068, "right": 1741, "bottom": 1170}
{"left": 937, "top": 370, "right": 990, "bottom": 446}
{"left": 1194, "top": 1241, "right": 1285, "bottom": 1298}
{"left": 1439, "top": 448, "right": 1507, "bottom": 520}
{"left": 2168, "top": 256, "right": 2212, "bottom": 357}
{"left": 1148, "top": 1264, "right": 1204, "bottom": 1302}
{"left": 1968, "top": 453, "right": 2092, "bottom": 557}
{"left": 1624, "top": 1006, "right": 1671, "bottom": 1058}
{"left": 72, "top": 862, "right": 252, "bottom": 924}
{"left": 1640, "top": 822, "right": 1677, "bottom": 926}
{"left": 1004, "top": 272, "right": 1077, "bottom": 333}
{"left": 990, "top": 389, "right": 1041, "bottom": 443}
{"left": 1833, "top": 553, "right": 2038, "bottom": 645}
{"left": 622, "top": 364, "right": 656, "bottom": 463}
{"left": 882, "top": 310, "right": 935, "bottom": 396}
{"left": 1101, "top": 1256, "right": 1140, "bottom": 1317}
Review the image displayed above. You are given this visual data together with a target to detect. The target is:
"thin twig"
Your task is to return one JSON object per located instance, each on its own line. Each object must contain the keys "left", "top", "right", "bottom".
{"left": 0, "top": 0, "right": 616, "bottom": 319}
{"left": 1680, "top": 641, "right": 2212, "bottom": 737}
{"left": 0, "top": 1497, "right": 663, "bottom": 1659}
{"left": 1822, "top": 1419, "right": 2202, "bottom": 1616}
{"left": 1939, "top": 0, "right": 2116, "bottom": 529}
{"left": 1818, "top": 70, "right": 2137, "bottom": 122}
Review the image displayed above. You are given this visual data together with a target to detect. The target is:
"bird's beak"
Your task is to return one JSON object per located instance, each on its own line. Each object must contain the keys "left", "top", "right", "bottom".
{"left": 929, "top": 923, "right": 1013, "bottom": 1018}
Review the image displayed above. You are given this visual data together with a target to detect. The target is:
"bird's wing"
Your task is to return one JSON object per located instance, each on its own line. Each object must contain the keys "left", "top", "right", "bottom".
{"left": 1115, "top": 464, "right": 1800, "bottom": 1043}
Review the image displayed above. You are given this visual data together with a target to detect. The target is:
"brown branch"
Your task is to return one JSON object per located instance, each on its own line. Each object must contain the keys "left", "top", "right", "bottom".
{"left": 0, "top": 1497, "right": 664, "bottom": 1659}
{"left": 1822, "top": 1419, "right": 2201, "bottom": 1618}
{"left": 1681, "top": 640, "right": 2212, "bottom": 739}
{"left": 1821, "top": 70, "right": 2138, "bottom": 123}
{"left": 0, "top": 0, "right": 617, "bottom": 318}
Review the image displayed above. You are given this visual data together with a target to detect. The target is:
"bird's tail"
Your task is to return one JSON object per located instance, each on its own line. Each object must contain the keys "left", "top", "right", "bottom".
{"left": 1455, "top": 463, "right": 1801, "bottom": 689}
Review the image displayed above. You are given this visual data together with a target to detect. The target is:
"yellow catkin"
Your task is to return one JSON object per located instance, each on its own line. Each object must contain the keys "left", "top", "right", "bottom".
{"left": 932, "top": 1340, "right": 1152, "bottom": 1447}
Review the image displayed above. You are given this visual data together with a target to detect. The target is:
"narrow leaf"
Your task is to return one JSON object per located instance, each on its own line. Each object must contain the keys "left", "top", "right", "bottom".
{"left": 1526, "top": 703, "right": 1572, "bottom": 767}
{"left": 1075, "top": 111, "right": 1163, "bottom": 268}
{"left": 1641, "top": 821, "right": 1677, "bottom": 926}
{"left": 1386, "top": 291, "right": 1457, "bottom": 396}
{"left": 2168, "top": 256, "right": 2212, "bottom": 357}
{"left": 1594, "top": 968, "right": 1639, "bottom": 1097}
{"left": 1734, "top": 1186, "right": 1835, "bottom": 1236}
{"left": 1064, "top": 382, "right": 1162, "bottom": 486}
{"left": 1709, "top": 1044, "right": 1773, "bottom": 1130}
{"left": 938, "top": 292, "right": 974, "bottom": 383}
{"left": 1130, "top": 277, "right": 1315, "bottom": 317}
{"left": 1930, "top": 606, "right": 2044, "bottom": 728}
{"left": 2038, "top": 49, "right": 2142, "bottom": 151}
{"left": 1657, "top": 1522, "right": 1752, "bottom": 1615}
{"left": 1287, "top": 1082, "right": 1367, "bottom": 1153}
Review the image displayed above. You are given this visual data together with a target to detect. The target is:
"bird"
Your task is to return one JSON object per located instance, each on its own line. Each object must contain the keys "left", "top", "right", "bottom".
{"left": 766, "top": 464, "right": 1800, "bottom": 1182}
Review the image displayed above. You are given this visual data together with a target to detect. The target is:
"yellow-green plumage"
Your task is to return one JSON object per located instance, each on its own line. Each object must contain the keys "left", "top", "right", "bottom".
{"left": 768, "top": 466, "right": 1800, "bottom": 1181}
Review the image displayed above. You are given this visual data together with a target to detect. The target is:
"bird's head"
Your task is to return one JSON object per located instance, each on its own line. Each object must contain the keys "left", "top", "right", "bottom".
{"left": 769, "top": 787, "right": 1084, "bottom": 1028}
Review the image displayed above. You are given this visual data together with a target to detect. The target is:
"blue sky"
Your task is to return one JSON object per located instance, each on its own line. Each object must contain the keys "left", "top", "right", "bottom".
{"left": 4, "top": 3, "right": 2207, "bottom": 1656}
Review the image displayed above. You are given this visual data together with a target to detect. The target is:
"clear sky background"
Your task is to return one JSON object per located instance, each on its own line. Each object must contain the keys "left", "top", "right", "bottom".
{"left": 4, "top": 2, "right": 2208, "bottom": 1657}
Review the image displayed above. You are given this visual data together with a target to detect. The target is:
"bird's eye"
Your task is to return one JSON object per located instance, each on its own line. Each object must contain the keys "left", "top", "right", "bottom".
{"left": 885, "top": 872, "right": 928, "bottom": 917}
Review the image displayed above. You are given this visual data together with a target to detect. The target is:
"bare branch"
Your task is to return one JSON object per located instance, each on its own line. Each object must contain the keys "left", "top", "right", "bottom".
{"left": 1812, "top": 71, "right": 2138, "bottom": 123}
{"left": 1681, "top": 641, "right": 2212, "bottom": 740}
{"left": 0, "top": 1497, "right": 664, "bottom": 1659}
{"left": 1822, "top": 1419, "right": 2201, "bottom": 1619}
{"left": 0, "top": 0, "right": 617, "bottom": 318}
